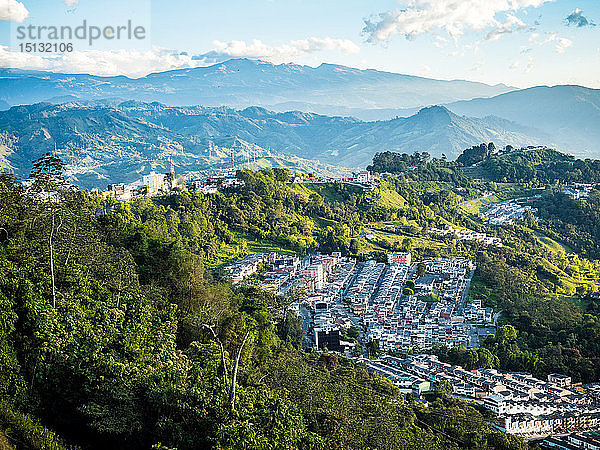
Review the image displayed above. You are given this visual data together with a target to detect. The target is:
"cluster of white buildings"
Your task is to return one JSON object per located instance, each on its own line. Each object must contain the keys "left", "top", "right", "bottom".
{"left": 297, "top": 253, "right": 360, "bottom": 353}
{"left": 107, "top": 171, "right": 181, "bottom": 201}
{"left": 541, "top": 433, "right": 600, "bottom": 449}
{"left": 259, "top": 254, "right": 302, "bottom": 292}
{"left": 360, "top": 358, "right": 432, "bottom": 396}
{"left": 189, "top": 168, "right": 245, "bottom": 193}
{"left": 241, "top": 251, "right": 358, "bottom": 353}
{"left": 563, "top": 183, "right": 598, "bottom": 200}
{"left": 480, "top": 200, "right": 537, "bottom": 225}
{"left": 463, "top": 298, "right": 494, "bottom": 323}
{"left": 347, "top": 256, "right": 490, "bottom": 352}
{"left": 243, "top": 252, "right": 492, "bottom": 355}
{"left": 370, "top": 354, "right": 600, "bottom": 439}
{"left": 105, "top": 168, "right": 245, "bottom": 200}
{"left": 344, "top": 260, "right": 387, "bottom": 312}
{"left": 293, "top": 170, "right": 379, "bottom": 190}
{"left": 428, "top": 226, "right": 503, "bottom": 247}
{"left": 363, "top": 258, "right": 485, "bottom": 352}
{"left": 226, "top": 250, "right": 493, "bottom": 356}
{"left": 222, "top": 253, "right": 265, "bottom": 284}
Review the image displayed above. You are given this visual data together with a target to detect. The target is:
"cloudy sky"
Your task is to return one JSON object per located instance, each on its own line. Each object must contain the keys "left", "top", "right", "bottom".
{"left": 0, "top": 0, "right": 598, "bottom": 88}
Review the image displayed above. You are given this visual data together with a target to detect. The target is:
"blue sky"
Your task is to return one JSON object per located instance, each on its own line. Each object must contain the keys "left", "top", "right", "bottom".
{"left": 0, "top": 0, "right": 599, "bottom": 88}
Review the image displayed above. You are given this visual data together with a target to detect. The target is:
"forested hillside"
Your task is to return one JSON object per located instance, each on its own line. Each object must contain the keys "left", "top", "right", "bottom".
{"left": 0, "top": 102, "right": 541, "bottom": 187}
{"left": 3, "top": 145, "right": 600, "bottom": 448}
{"left": 0, "top": 156, "right": 530, "bottom": 449}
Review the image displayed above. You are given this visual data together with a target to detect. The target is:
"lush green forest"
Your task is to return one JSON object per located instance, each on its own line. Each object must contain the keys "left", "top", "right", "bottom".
{"left": 3, "top": 144, "right": 600, "bottom": 448}
{"left": 0, "top": 155, "right": 535, "bottom": 449}
{"left": 477, "top": 147, "right": 600, "bottom": 185}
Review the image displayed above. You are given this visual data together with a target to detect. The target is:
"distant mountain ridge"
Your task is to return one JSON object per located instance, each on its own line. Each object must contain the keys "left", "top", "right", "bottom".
{"left": 0, "top": 58, "right": 514, "bottom": 111}
{"left": 0, "top": 101, "right": 544, "bottom": 188}
{"left": 2, "top": 59, "right": 597, "bottom": 159}
{"left": 444, "top": 85, "right": 600, "bottom": 158}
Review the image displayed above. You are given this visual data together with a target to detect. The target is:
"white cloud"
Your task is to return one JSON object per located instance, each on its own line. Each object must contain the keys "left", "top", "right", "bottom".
{"left": 0, "top": 46, "right": 212, "bottom": 77}
{"left": 0, "top": 0, "right": 29, "bottom": 22}
{"left": 64, "top": 0, "right": 78, "bottom": 6}
{"left": 554, "top": 36, "right": 572, "bottom": 53}
{"left": 509, "top": 60, "right": 520, "bottom": 69}
{"left": 485, "top": 14, "right": 526, "bottom": 41}
{"left": 0, "top": 37, "right": 361, "bottom": 77}
{"left": 533, "top": 32, "right": 572, "bottom": 53}
{"left": 209, "top": 38, "right": 360, "bottom": 63}
{"left": 362, "top": 0, "right": 554, "bottom": 42}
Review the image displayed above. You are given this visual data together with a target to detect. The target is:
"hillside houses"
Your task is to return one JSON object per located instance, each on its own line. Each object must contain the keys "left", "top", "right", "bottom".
{"left": 428, "top": 226, "right": 503, "bottom": 247}
{"left": 563, "top": 183, "right": 597, "bottom": 199}
{"left": 222, "top": 253, "right": 265, "bottom": 284}
{"left": 480, "top": 200, "right": 537, "bottom": 225}
{"left": 230, "top": 251, "right": 491, "bottom": 356}
{"left": 372, "top": 354, "right": 600, "bottom": 438}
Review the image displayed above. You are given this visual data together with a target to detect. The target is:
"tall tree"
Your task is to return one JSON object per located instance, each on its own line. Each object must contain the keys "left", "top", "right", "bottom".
{"left": 29, "top": 152, "right": 67, "bottom": 307}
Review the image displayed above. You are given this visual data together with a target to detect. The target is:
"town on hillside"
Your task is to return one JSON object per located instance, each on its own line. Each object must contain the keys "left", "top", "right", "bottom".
{"left": 102, "top": 167, "right": 380, "bottom": 201}
{"left": 222, "top": 247, "right": 600, "bottom": 441}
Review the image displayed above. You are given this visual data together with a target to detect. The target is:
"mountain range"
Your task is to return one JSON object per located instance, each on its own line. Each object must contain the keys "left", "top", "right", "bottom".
{"left": 445, "top": 85, "right": 600, "bottom": 157}
{"left": 0, "top": 58, "right": 514, "bottom": 112}
{"left": 0, "top": 101, "right": 545, "bottom": 188}
{"left": 1, "top": 58, "right": 599, "bottom": 183}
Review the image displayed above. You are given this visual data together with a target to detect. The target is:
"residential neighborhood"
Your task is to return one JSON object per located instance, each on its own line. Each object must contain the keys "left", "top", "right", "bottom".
{"left": 428, "top": 226, "right": 503, "bottom": 247}
{"left": 563, "top": 183, "right": 598, "bottom": 200}
{"left": 480, "top": 200, "right": 538, "bottom": 225}
{"left": 364, "top": 354, "right": 600, "bottom": 439}
{"left": 224, "top": 250, "right": 493, "bottom": 356}
{"left": 219, "top": 247, "right": 600, "bottom": 439}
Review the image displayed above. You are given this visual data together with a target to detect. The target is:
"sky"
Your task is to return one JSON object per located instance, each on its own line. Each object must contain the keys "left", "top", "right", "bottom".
{"left": 0, "top": 0, "right": 599, "bottom": 88}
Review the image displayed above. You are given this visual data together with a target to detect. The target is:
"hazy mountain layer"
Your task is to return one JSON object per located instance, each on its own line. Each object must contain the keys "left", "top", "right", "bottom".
{"left": 445, "top": 85, "right": 600, "bottom": 158}
{"left": 0, "top": 58, "right": 514, "bottom": 110}
{"left": 0, "top": 101, "right": 545, "bottom": 188}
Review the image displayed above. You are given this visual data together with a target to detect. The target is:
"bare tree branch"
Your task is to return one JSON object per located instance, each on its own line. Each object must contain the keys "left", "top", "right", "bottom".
{"left": 202, "top": 324, "right": 230, "bottom": 393}
{"left": 229, "top": 321, "right": 273, "bottom": 413}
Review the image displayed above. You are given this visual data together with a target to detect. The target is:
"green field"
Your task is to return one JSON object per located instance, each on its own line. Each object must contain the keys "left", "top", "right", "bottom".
{"left": 534, "top": 231, "right": 572, "bottom": 255}
{"left": 207, "top": 233, "right": 297, "bottom": 268}
{"left": 459, "top": 195, "right": 501, "bottom": 214}
{"left": 374, "top": 187, "right": 407, "bottom": 209}
{"left": 366, "top": 227, "right": 448, "bottom": 250}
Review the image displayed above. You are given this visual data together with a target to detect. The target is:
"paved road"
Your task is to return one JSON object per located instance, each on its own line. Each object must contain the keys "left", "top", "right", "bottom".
{"left": 457, "top": 267, "right": 476, "bottom": 315}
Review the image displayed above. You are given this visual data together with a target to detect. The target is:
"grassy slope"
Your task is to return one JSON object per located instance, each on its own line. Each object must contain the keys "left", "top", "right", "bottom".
{"left": 374, "top": 187, "right": 407, "bottom": 209}
{"left": 459, "top": 195, "right": 501, "bottom": 214}
{"left": 368, "top": 228, "right": 447, "bottom": 250}
{"left": 534, "top": 231, "right": 572, "bottom": 256}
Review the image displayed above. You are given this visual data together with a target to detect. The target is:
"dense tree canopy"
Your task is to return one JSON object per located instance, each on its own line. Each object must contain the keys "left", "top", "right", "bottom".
{"left": 0, "top": 160, "right": 530, "bottom": 449}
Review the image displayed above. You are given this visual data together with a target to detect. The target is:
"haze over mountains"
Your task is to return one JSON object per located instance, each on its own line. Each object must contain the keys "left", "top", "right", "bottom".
{"left": 446, "top": 85, "right": 600, "bottom": 157}
{"left": 0, "top": 101, "right": 543, "bottom": 188}
{"left": 0, "top": 58, "right": 513, "bottom": 111}
{"left": 0, "top": 58, "right": 599, "bottom": 187}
